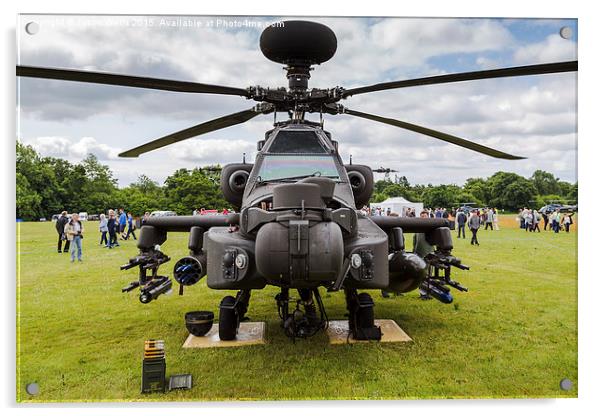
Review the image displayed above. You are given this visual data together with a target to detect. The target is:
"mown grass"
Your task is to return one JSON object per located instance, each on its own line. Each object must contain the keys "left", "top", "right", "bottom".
{"left": 16, "top": 215, "right": 577, "bottom": 402}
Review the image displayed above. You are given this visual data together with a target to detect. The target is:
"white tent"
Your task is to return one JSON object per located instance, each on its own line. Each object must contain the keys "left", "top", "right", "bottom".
{"left": 370, "top": 197, "right": 423, "bottom": 217}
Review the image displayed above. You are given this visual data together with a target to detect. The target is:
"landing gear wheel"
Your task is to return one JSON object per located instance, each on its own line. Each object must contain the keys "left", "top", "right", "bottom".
{"left": 346, "top": 290, "right": 382, "bottom": 341}
{"left": 356, "top": 293, "right": 375, "bottom": 329}
{"left": 219, "top": 295, "right": 239, "bottom": 341}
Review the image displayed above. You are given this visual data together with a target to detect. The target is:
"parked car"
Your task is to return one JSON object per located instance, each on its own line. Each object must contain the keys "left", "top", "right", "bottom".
{"left": 88, "top": 214, "right": 100, "bottom": 221}
{"left": 78, "top": 212, "right": 89, "bottom": 221}
{"left": 150, "top": 211, "right": 177, "bottom": 217}
{"left": 539, "top": 204, "right": 577, "bottom": 214}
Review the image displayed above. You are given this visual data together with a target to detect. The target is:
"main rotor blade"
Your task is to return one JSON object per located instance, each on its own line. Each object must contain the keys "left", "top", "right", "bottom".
{"left": 341, "top": 107, "right": 525, "bottom": 160}
{"left": 119, "top": 106, "right": 269, "bottom": 157}
{"left": 342, "top": 61, "right": 577, "bottom": 98}
{"left": 17, "top": 65, "right": 250, "bottom": 97}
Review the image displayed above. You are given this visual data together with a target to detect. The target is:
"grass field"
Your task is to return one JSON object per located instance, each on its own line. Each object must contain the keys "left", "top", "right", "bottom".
{"left": 16, "top": 215, "right": 577, "bottom": 402}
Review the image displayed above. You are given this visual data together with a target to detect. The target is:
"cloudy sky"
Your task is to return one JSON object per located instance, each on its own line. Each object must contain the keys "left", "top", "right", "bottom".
{"left": 17, "top": 15, "right": 577, "bottom": 187}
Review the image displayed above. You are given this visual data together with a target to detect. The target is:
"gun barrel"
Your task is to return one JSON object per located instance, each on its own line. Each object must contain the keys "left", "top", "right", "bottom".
{"left": 448, "top": 281, "right": 468, "bottom": 292}
{"left": 139, "top": 277, "right": 173, "bottom": 304}
{"left": 121, "top": 281, "right": 140, "bottom": 292}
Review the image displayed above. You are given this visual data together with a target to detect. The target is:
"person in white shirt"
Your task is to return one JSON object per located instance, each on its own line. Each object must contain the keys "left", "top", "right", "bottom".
{"left": 562, "top": 212, "right": 574, "bottom": 232}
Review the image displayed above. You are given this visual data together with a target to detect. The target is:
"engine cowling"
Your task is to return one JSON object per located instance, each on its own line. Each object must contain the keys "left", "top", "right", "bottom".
{"left": 344, "top": 164, "right": 374, "bottom": 208}
{"left": 220, "top": 163, "right": 253, "bottom": 209}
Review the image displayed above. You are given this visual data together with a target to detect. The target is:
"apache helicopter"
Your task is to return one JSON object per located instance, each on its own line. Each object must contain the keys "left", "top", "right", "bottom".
{"left": 373, "top": 167, "right": 399, "bottom": 181}
{"left": 17, "top": 20, "right": 577, "bottom": 341}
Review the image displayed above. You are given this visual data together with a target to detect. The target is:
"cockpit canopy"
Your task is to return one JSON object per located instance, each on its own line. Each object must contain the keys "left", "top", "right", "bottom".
{"left": 266, "top": 129, "right": 329, "bottom": 154}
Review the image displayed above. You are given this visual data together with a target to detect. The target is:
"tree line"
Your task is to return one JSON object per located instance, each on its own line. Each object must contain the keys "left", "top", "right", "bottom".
{"left": 373, "top": 171, "right": 577, "bottom": 211}
{"left": 16, "top": 142, "right": 231, "bottom": 220}
{"left": 16, "top": 141, "right": 577, "bottom": 220}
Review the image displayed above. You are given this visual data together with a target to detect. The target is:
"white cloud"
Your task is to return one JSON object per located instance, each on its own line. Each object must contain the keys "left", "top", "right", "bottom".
{"left": 17, "top": 15, "right": 578, "bottom": 186}
{"left": 24, "top": 136, "right": 122, "bottom": 161}
{"left": 166, "top": 138, "right": 256, "bottom": 163}
{"left": 514, "top": 34, "right": 577, "bottom": 64}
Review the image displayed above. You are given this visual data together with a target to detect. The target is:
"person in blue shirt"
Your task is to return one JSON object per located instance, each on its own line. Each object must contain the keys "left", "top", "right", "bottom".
{"left": 124, "top": 212, "right": 137, "bottom": 240}
{"left": 118, "top": 208, "right": 127, "bottom": 238}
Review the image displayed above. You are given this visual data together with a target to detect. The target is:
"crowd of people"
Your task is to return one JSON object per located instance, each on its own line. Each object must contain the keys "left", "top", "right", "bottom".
{"left": 54, "top": 202, "right": 575, "bottom": 265}
{"left": 517, "top": 207, "right": 574, "bottom": 233}
{"left": 54, "top": 208, "right": 147, "bottom": 263}
{"left": 362, "top": 205, "right": 502, "bottom": 247}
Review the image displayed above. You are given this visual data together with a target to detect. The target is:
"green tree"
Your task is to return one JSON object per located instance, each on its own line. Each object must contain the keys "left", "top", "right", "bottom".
{"left": 119, "top": 175, "right": 167, "bottom": 216}
{"left": 488, "top": 171, "right": 537, "bottom": 210}
{"left": 16, "top": 172, "right": 42, "bottom": 219}
{"left": 79, "top": 154, "right": 120, "bottom": 214}
{"left": 164, "top": 168, "right": 230, "bottom": 215}
{"left": 567, "top": 182, "right": 578, "bottom": 203}
{"left": 463, "top": 177, "right": 489, "bottom": 206}
{"left": 16, "top": 142, "right": 61, "bottom": 219}
{"left": 421, "top": 185, "right": 462, "bottom": 209}
{"left": 530, "top": 170, "right": 559, "bottom": 195}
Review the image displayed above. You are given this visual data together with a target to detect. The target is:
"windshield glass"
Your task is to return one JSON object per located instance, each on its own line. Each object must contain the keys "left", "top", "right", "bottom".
{"left": 268, "top": 130, "right": 328, "bottom": 153}
{"left": 257, "top": 155, "right": 340, "bottom": 181}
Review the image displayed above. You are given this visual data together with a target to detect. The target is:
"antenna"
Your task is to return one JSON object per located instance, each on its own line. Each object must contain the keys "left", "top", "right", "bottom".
{"left": 242, "top": 152, "right": 246, "bottom": 164}
{"left": 349, "top": 154, "right": 353, "bottom": 165}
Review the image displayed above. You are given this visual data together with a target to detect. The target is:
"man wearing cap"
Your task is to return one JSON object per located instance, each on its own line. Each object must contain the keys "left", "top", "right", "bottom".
{"left": 55, "top": 211, "right": 70, "bottom": 253}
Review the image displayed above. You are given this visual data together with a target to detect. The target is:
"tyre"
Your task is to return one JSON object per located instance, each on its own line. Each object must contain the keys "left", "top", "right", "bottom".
{"left": 356, "top": 293, "right": 375, "bottom": 329}
{"left": 219, "top": 295, "right": 238, "bottom": 341}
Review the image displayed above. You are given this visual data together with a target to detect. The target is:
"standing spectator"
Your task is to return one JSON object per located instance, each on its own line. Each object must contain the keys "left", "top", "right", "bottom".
{"left": 532, "top": 210, "right": 541, "bottom": 232}
{"left": 524, "top": 209, "right": 533, "bottom": 232}
{"left": 522, "top": 207, "right": 531, "bottom": 229}
{"left": 562, "top": 212, "right": 574, "bottom": 232}
{"left": 484, "top": 208, "right": 494, "bottom": 230}
{"left": 99, "top": 213, "right": 109, "bottom": 247}
{"left": 55, "top": 211, "right": 71, "bottom": 253}
{"left": 124, "top": 212, "right": 137, "bottom": 240}
{"left": 468, "top": 210, "right": 481, "bottom": 246}
{"left": 107, "top": 210, "right": 119, "bottom": 248}
{"left": 118, "top": 208, "right": 127, "bottom": 239}
{"left": 65, "top": 213, "right": 84, "bottom": 262}
{"left": 551, "top": 209, "right": 561, "bottom": 233}
{"left": 456, "top": 208, "right": 467, "bottom": 239}
{"left": 541, "top": 211, "right": 549, "bottom": 230}
{"left": 517, "top": 208, "right": 525, "bottom": 229}
{"left": 493, "top": 208, "right": 500, "bottom": 231}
